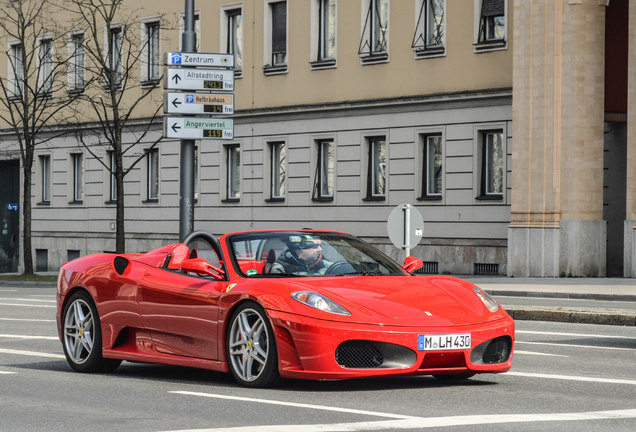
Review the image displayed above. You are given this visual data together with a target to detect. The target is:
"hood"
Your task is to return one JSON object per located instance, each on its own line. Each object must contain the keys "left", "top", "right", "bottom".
{"left": 270, "top": 275, "right": 499, "bottom": 326}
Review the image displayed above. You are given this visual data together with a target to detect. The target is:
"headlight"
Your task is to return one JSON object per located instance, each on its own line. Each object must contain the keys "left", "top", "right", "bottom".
{"left": 474, "top": 287, "right": 500, "bottom": 312}
{"left": 291, "top": 291, "right": 350, "bottom": 315}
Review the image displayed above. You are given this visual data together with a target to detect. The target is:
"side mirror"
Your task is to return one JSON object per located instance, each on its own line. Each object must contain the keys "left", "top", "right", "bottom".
{"left": 181, "top": 258, "right": 225, "bottom": 280}
{"left": 402, "top": 256, "right": 423, "bottom": 273}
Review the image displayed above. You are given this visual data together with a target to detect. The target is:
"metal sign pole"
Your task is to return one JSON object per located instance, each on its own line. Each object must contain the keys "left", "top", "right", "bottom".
{"left": 179, "top": 0, "right": 196, "bottom": 242}
{"left": 403, "top": 204, "right": 411, "bottom": 258}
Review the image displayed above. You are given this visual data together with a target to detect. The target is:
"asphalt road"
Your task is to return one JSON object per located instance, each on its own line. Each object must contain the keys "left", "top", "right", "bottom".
{"left": 1, "top": 286, "right": 635, "bottom": 432}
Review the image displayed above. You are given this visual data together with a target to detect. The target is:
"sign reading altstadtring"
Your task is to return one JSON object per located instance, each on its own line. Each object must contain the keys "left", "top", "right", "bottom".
{"left": 164, "top": 68, "right": 234, "bottom": 91}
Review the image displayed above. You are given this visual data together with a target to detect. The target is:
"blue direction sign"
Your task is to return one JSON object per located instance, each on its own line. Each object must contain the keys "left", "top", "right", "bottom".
{"left": 164, "top": 52, "right": 234, "bottom": 68}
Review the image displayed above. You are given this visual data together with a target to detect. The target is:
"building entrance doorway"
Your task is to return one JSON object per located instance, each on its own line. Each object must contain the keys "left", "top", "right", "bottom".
{"left": 0, "top": 160, "right": 20, "bottom": 273}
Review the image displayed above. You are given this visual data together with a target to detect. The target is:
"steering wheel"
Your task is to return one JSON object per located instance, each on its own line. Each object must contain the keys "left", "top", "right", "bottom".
{"left": 325, "top": 260, "right": 355, "bottom": 275}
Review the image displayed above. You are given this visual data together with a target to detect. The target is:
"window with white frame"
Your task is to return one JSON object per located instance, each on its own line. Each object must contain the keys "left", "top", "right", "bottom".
{"left": 71, "top": 153, "right": 83, "bottom": 202}
{"left": 269, "top": 141, "right": 286, "bottom": 200}
{"left": 226, "top": 144, "right": 241, "bottom": 200}
{"left": 311, "top": 0, "right": 336, "bottom": 66}
{"left": 225, "top": 8, "right": 243, "bottom": 74}
{"left": 475, "top": 0, "right": 506, "bottom": 51}
{"left": 107, "top": 26, "right": 123, "bottom": 87}
{"left": 142, "top": 20, "right": 160, "bottom": 83}
{"left": 8, "top": 42, "right": 24, "bottom": 97}
{"left": 421, "top": 134, "right": 443, "bottom": 199}
{"left": 68, "top": 32, "right": 85, "bottom": 92}
{"left": 359, "top": 0, "right": 389, "bottom": 62}
{"left": 312, "top": 139, "right": 335, "bottom": 201}
{"left": 39, "top": 154, "right": 51, "bottom": 204}
{"left": 108, "top": 150, "right": 117, "bottom": 202}
{"left": 365, "top": 136, "right": 386, "bottom": 199}
{"left": 412, "top": 0, "right": 445, "bottom": 57}
{"left": 146, "top": 148, "right": 159, "bottom": 201}
{"left": 479, "top": 130, "right": 504, "bottom": 198}
{"left": 39, "top": 38, "right": 54, "bottom": 95}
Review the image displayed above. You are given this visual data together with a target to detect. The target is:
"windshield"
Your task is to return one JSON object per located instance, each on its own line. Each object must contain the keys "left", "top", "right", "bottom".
{"left": 228, "top": 231, "right": 406, "bottom": 278}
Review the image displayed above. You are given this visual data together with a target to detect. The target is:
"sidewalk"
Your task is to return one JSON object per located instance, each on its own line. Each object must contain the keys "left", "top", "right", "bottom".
{"left": 467, "top": 277, "right": 636, "bottom": 326}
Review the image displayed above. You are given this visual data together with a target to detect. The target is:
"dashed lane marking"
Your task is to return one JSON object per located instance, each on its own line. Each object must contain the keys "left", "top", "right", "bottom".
{"left": 507, "top": 371, "right": 636, "bottom": 386}
{"left": 0, "top": 303, "right": 55, "bottom": 308}
{"left": 0, "top": 334, "right": 59, "bottom": 340}
{"left": 0, "top": 317, "right": 55, "bottom": 322}
{"left": 0, "top": 348, "right": 64, "bottom": 359}
{"left": 516, "top": 340, "right": 636, "bottom": 351}
{"left": 514, "top": 350, "right": 568, "bottom": 357}
{"left": 517, "top": 330, "right": 636, "bottom": 340}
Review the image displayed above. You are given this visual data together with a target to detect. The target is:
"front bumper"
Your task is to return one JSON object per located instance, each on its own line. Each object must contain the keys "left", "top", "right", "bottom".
{"left": 268, "top": 310, "right": 514, "bottom": 380}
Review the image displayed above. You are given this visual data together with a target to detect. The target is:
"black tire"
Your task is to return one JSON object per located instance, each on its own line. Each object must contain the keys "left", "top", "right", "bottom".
{"left": 61, "top": 291, "right": 121, "bottom": 373}
{"left": 227, "top": 302, "right": 279, "bottom": 387}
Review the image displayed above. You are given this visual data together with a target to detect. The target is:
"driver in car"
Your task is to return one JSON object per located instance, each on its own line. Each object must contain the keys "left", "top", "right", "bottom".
{"left": 269, "top": 235, "right": 331, "bottom": 275}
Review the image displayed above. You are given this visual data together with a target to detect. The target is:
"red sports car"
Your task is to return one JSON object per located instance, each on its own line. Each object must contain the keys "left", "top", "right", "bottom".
{"left": 56, "top": 229, "right": 514, "bottom": 387}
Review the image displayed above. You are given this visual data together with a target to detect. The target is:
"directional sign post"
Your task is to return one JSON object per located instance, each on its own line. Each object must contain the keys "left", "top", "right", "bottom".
{"left": 164, "top": 117, "right": 234, "bottom": 140}
{"left": 164, "top": 92, "right": 234, "bottom": 115}
{"left": 164, "top": 68, "right": 234, "bottom": 91}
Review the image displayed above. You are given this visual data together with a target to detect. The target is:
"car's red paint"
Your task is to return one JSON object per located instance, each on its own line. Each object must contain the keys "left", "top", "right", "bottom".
{"left": 56, "top": 229, "right": 514, "bottom": 384}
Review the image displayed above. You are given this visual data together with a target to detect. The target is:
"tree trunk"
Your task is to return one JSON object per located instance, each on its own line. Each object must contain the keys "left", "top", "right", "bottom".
{"left": 22, "top": 153, "right": 33, "bottom": 275}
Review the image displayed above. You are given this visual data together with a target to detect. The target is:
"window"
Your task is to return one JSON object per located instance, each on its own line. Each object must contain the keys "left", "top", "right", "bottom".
{"left": 359, "top": 0, "right": 389, "bottom": 63}
{"left": 421, "top": 134, "right": 442, "bottom": 199}
{"left": 226, "top": 145, "right": 241, "bottom": 200}
{"left": 8, "top": 43, "right": 24, "bottom": 97}
{"left": 69, "top": 32, "right": 85, "bottom": 92}
{"left": 108, "top": 26, "right": 123, "bottom": 87}
{"left": 39, "top": 155, "right": 51, "bottom": 204}
{"left": 311, "top": 0, "right": 336, "bottom": 67}
{"left": 71, "top": 153, "right": 83, "bottom": 202}
{"left": 365, "top": 137, "right": 386, "bottom": 199}
{"left": 412, "top": 0, "right": 445, "bottom": 57}
{"left": 143, "top": 21, "right": 160, "bottom": 83}
{"left": 475, "top": 0, "right": 506, "bottom": 51}
{"left": 147, "top": 148, "right": 159, "bottom": 201}
{"left": 269, "top": 141, "right": 286, "bottom": 200}
{"left": 39, "top": 38, "right": 53, "bottom": 95}
{"left": 225, "top": 8, "right": 243, "bottom": 74}
{"left": 270, "top": 1, "right": 287, "bottom": 68}
{"left": 312, "top": 139, "right": 335, "bottom": 201}
{"left": 108, "top": 151, "right": 117, "bottom": 202}
{"left": 479, "top": 130, "right": 504, "bottom": 199}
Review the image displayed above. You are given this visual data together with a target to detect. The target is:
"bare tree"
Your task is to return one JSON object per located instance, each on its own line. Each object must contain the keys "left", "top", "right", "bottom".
{"left": 65, "top": 0, "right": 165, "bottom": 253}
{"left": 0, "top": 0, "right": 82, "bottom": 274}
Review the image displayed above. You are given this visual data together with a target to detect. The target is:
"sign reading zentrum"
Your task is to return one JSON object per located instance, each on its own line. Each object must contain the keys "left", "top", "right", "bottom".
{"left": 162, "top": 51, "right": 234, "bottom": 141}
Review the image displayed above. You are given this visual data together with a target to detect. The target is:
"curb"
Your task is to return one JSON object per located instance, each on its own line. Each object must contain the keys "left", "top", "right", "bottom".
{"left": 488, "top": 290, "right": 636, "bottom": 303}
{"left": 504, "top": 306, "right": 636, "bottom": 326}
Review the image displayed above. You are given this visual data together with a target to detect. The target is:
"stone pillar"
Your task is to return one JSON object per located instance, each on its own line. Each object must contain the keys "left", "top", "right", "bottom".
{"left": 509, "top": 0, "right": 607, "bottom": 277}
{"left": 625, "top": 0, "right": 636, "bottom": 277}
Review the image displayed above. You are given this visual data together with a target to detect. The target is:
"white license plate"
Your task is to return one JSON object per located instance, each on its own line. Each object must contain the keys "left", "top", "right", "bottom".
{"left": 418, "top": 333, "right": 471, "bottom": 351}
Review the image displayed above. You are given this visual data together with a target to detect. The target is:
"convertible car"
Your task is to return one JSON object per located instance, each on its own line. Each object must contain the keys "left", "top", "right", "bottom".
{"left": 56, "top": 229, "right": 514, "bottom": 387}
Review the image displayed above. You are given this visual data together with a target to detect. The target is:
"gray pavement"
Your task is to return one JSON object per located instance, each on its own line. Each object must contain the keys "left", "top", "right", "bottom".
{"left": 3, "top": 275, "right": 636, "bottom": 326}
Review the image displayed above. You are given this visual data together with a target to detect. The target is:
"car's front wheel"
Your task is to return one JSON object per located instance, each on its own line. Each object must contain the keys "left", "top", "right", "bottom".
{"left": 62, "top": 291, "right": 121, "bottom": 373}
{"left": 227, "top": 302, "right": 279, "bottom": 387}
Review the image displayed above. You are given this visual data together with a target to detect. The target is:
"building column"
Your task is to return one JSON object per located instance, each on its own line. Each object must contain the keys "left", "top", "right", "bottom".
{"left": 625, "top": 0, "right": 636, "bottom": 277}
{"left": 509, "top": 0, "right": 607, "bottom": 277}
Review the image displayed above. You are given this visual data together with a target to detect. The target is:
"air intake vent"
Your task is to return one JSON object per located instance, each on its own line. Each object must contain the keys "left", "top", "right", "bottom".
{"left": 414, "top": 261, "right": 439, "bottom": 275}
{"left": 474, "top": 263, "right": 499, "bottom": 276}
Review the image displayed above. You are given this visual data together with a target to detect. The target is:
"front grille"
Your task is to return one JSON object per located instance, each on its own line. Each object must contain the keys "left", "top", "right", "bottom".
{"left": 474, "top": 263, "right": 499, "bottom": 276}
{"left": 336, "top": 341, "right": 383, "bottom": 368}
{"left": 482, "top": 337, "right": 512, "bottom": 364}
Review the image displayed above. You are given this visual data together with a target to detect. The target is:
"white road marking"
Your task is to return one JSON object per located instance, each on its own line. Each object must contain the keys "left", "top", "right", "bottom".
{"left": 516, "top": 340, "right": 635, "bottom": 351}
{"left": 507, "top": 371, "right": 636, "bottom": 386}
{"left": 0, "top": 297, "right": 56, "bottom": 303}
{"left": 0, "top": 348, "right": 64, "bottom": 359}
{"left": 160, "top": 393, "right": 636, "bottom": 432}
{"left": 0, "top": 334, "right": 58, "bottom": 340}
{"left": 514, "top": 350, "right": 568, "bottom": 357}
{"left": 0, "top": 371, "right": 17, "bottom": 375}
{"left": 0, "top": 302, "right": 55, "bottom": 308}
{"left": 0, "top": 289, "right": 17, "bottom": 292}
{"left": 517, "top": 330, "right": 636, "bottom": 340}
{"left": 0, "top": 317, "right": 55, "bottom": 322}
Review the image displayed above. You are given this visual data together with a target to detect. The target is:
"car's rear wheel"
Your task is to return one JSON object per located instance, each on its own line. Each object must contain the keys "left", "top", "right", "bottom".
{"left": 227, "top": 302, "right": 279, "bottom": 387}
{"left": 62, "top": 291, "right": 121, "bottom": 373}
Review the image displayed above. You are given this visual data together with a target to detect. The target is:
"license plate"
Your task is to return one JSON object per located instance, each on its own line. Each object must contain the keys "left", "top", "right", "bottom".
{"left": 418, "top": 334, "right": 471, "bottom": 351}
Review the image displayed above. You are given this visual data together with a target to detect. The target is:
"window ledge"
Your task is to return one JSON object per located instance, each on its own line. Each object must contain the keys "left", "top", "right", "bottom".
{"left": 265, "top": 197, "right": 285, "bottom": 203}
{"left": 417, "top": 195, "right": 442, "bottom": 201}
{"left": 222, "top": 198, "right": 240, "bottom": 203}
{"left": 143, "top": 199, "right": 159, "bottom": 204}
{"left": 312, "top": 196, "right": 334, "bottom": 203}
{"left": 475, "top": 194, "right": 503, "bottom": 201}
{"left": 263, "top": 65, "right": 288, "bottom": 76}
{"left": 414, "top": 46, "right": 445, "bottom": 59}
{"left": 359, "top": 52, "right": 389, "bottom": 65}
{"left": 310, "top": 59, "right": 337, "bottom": 70}
{"left": 68, "top": 200, "right": 83, "bottom": 205}
{"left": 474, "top": 40, "right": 507, "bottom": 53}
{"left": 68, "top": 88, "right": 85, "bottom": 96}
{"left": 37, "top": 201, "right": 51, "bottom": 206}
{"left": 140, "top": 79, "right": 160, "bottom": 88}
{"left": 362, "top": 196, "right": 386, "bottom": 202}
{"left": 105, "top": 200, "right": 116, "bottom": 205}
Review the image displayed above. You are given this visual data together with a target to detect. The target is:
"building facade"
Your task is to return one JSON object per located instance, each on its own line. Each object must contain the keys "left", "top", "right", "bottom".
{"left": 0, "top": 0, "right": 633, "bottom": 278}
